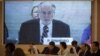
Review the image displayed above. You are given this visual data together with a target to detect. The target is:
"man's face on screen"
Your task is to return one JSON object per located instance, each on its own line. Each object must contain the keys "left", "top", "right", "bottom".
{"left": 39, "top": 5, "right": 54, "bottom": 22}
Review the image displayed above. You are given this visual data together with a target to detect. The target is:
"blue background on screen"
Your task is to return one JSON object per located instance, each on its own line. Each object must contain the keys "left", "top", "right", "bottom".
{"left": 5, "top": 1, "right": 91, "bottom": 44}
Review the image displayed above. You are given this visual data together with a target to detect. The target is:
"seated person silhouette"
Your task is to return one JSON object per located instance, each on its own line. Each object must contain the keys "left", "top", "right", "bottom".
{"left": 13, "top": 48, "right": 26, "bottom": 56}
{"left": 28, "top": 43, "right": 39, "bottom": 54}
{"left": 41, "top": 41, "right": 59, "bottom": 55}
{"left": 5, "top": 43, "right": 15, "bottom": 56}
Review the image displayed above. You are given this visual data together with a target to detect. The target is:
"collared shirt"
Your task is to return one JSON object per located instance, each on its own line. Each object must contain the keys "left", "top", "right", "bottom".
{"left": 40, "top": 20, "right": 52, "bottom": 40}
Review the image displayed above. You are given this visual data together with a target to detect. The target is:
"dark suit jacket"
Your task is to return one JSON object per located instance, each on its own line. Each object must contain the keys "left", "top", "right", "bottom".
{"left": 79, "top": 50, "right": 92, "bottom": 56}
{"left": 91, "top": 50, "right": 100, "bottom": 56}
{"left": 41, "top": 46, "right": 59, "bottom": 55}
{"left": 19, "top": 19, "right": 70, "bottom": 44}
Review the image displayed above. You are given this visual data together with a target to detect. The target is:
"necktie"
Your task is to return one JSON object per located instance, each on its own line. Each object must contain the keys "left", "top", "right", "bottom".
{"left": 41, "top": 25, "right": 48, "bottom": 44}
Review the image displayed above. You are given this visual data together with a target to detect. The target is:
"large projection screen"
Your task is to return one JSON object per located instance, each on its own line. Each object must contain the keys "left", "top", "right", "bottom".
{"left": 4, "top": 0, "right": 91, "bottom": 45}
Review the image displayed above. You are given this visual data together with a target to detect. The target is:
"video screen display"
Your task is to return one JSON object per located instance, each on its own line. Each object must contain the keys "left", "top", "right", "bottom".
{"left": 4, "top": 0, "right": 91, "bottom": 45}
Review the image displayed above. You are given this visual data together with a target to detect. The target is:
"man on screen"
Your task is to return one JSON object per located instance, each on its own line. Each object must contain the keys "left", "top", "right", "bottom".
{"left": 19, "top": 2, "right": 70, "bottom": 44}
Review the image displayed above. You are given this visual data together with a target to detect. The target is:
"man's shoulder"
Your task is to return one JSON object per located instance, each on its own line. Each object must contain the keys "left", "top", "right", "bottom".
{"left": 43, "top": 47, "right": 49, "bottom": 50}
{"left": 53, "top": 19, "right": 69, "bottom": 27}
{"left": 94, "top": 50, "right": 100, "bottom": 56}
{"left": 97, "top": 49, "right": 100, "bottom": 53}
{"left": 22, "top": 19, "right": 39, "bottom": 24}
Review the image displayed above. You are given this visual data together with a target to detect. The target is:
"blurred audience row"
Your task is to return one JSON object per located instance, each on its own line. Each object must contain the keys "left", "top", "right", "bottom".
{"left": 5, "top": 43, "right": 25, "bottom": 56}
{"left": 5, "top": 41, "right": 100, "bottom": 56}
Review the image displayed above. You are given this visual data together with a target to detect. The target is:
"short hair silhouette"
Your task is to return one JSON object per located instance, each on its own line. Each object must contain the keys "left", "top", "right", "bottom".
{"left": 60, "top": 42, "right": 67, "bottom": 49}
{"left": 92, "top": 41, "right": 99, "bottom": 49}
{"left": 49, "top": 41, "right": 55, "bottom": 46}
{"left": 71, "top": 40, "right": 78, "bottom": 45}
{"left": 14, "top": 48, "right": 26, "bottom": 56}
{"left": 5, "top": 43, "right": 15, "bottom": 53}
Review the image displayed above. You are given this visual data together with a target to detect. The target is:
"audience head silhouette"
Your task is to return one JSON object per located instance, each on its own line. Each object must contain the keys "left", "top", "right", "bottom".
{"left": 5, "top": 43, "right": 15, "bottom": 56}
{"left": 71, "top": 40, "right": 78, "bottom": 46}
{"left": 91, "top": 41, "right": 100, "bottom": 52}
{"left": 60, "top": 42, "right": 67, "bottom": 49}
{"left": 14, "top": 48, "right": 26, "bottom": 56}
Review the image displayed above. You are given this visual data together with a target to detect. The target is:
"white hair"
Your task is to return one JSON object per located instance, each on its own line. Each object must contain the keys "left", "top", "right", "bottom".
{"left": 38, "top": 2, "right": 56, "bottom": 12}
